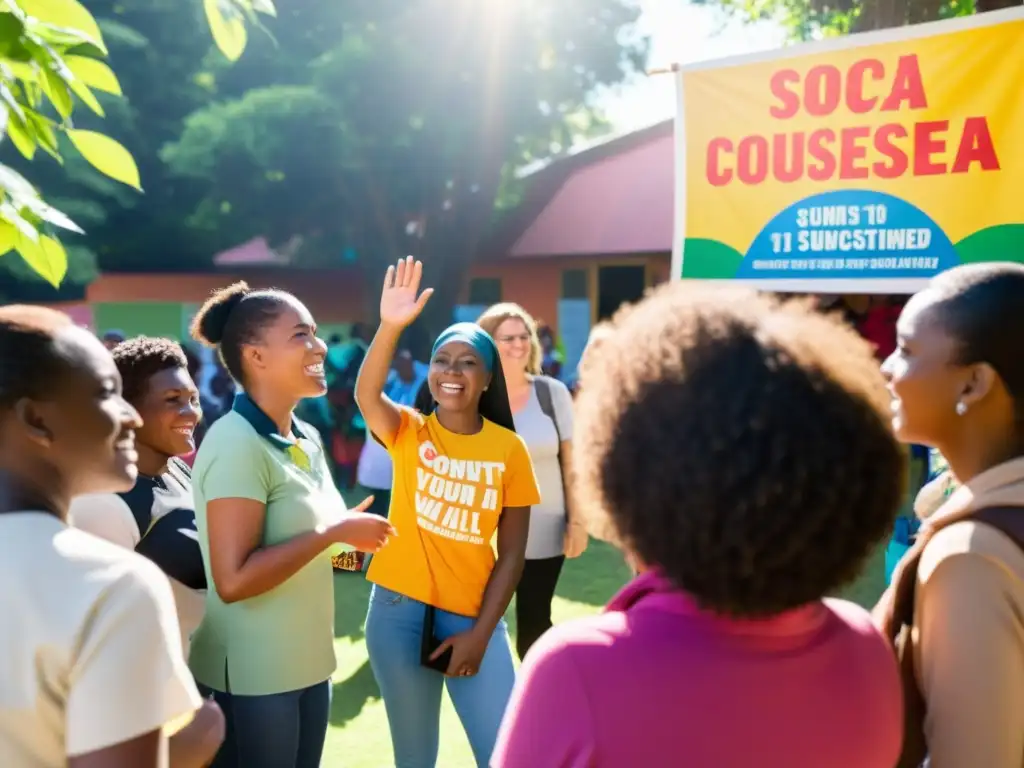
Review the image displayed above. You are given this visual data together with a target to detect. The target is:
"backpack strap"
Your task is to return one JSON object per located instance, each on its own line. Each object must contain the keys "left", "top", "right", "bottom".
{"left": 895, "top": 505, "right": 1024, "bottom": 628}
{"left": 972, "top": 506, "right": 1024, "bottom": 550}
{"left": 534, "top": 375, "right": 570, "bottom": 513}
{"left": 533, "top": 375, "right": 561, "bottom": 443}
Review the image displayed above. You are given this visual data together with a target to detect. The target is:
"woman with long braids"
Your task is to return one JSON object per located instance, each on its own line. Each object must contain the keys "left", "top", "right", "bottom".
{"left": 356, "top": 257, "right": 540, "bottom": 768}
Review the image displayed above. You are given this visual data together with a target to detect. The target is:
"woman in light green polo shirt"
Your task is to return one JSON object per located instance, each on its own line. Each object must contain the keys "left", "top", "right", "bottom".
{"left": 189, "top": 281, "right": 395, "bottom": 768}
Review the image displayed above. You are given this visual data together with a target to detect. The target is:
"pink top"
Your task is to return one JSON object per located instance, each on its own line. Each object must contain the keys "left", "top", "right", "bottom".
{"left": 493, "top": 571, "right": 902, "bottom": 768}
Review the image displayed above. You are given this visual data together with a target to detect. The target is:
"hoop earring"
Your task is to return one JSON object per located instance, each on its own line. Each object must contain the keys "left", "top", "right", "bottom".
{"left": 956, "top": 400, "right": 968, "bottom": 416}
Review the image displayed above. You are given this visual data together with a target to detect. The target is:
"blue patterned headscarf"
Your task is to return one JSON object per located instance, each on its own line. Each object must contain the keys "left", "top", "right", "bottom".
{"left": 431, "top": 322, "right": 497, "bottom": 372}
{"left": 428, "top": 322, "right": 514, "bottom": 432}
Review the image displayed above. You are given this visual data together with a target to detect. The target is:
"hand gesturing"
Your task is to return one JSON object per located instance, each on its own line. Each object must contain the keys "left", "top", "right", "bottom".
{"left": 380, "top": 256, "right": 433, "bottom": 329}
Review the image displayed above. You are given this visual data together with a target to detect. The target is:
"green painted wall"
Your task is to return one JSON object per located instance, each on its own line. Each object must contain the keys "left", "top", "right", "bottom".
{"left": 94, "top": 302, "right": 187, "bottom": 340}
{"left": 93, "top": 304, "right": 355, "bottom": 344}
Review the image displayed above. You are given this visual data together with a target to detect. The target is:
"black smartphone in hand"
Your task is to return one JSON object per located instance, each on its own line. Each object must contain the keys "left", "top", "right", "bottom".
{"left": 420, "top": 605, "right": 453, "bottom": 673}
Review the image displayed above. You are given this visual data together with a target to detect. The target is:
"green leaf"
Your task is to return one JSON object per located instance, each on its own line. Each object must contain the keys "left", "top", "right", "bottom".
{"left": 0, "top": 163, "right": 37, "bottom": 201}
{"left": 41, "top": 66, "right": 73, "bottom": 119}
{"left": 66, "top": 129, "right": 142, "bottom": 190}
{"left": 0, "top": 79, "right": 26, "bottom": 123}
{"left": 204, "top": 0, "right": 247, "bottom": 62}
{"left": 29, "top": 21, "right": 97, "bottom": 47}
{"left": 0, "top": 11, "right": 25, "bottom": 50}
{"left": 66, "top": 76, "right": 103, "bottom": 116}
{"left": 32, "top": 203, "right": 81, "bottom": 233}
{"left": 15, "top": 232, "right": 67, "bottom": 287}
{"left": 24, "top": 110, "right": 60, "bottom": 159}
{"left": 19, "top": 190, "right": 82, "bottom": 233}
{"left": 5, "top": 60, "right": 39, "bottom": 83}
{"left": 6, "top": 114, "right": 37, "bottom": 160}
{"left": 0, "top": 221, "right": 16, "bottom": 257}
{"left": 18, "top": 0, "right": 106, "bottom": 53}
{"left": 65, "top": 55, "right": 120, "bottom": 95}
{"left": 0, "top": 200, "right": 38, "bottom": 241}
{"left": 2, "top": 162, "right": 83, "bottom": 230}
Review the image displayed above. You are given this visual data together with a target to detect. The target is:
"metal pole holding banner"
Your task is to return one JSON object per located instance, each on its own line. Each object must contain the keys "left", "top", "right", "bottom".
{"left": 648, "top": 64, "right": 687, "bottom": 284}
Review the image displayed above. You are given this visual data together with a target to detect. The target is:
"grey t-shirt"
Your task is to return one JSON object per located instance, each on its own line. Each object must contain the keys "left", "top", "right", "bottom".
{"left": 513, "top": 377, "right": 574, "bottom": 560}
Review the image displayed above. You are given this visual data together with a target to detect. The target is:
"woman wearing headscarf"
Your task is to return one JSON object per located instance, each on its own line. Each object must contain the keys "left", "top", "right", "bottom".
{"left": 355, "top": 257, "right": 540, "bottom": 768}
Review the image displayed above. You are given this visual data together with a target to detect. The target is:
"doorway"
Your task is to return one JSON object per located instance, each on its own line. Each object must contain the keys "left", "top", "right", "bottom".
{"left": 596, "top": 264, "right": 646, "bottom": 321}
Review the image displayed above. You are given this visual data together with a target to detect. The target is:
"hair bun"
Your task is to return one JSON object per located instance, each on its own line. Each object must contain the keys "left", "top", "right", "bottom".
{"left": 190, "top": 281, "right": 250, "bottom": 347}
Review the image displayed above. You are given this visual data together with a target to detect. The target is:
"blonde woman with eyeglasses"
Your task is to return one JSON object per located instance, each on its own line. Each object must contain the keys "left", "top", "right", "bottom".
{"left": 477, "top": 303, "right": 586, "bottom": 660}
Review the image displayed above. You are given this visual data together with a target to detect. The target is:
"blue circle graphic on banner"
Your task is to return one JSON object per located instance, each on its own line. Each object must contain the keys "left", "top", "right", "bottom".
{"left": 736, "top": 190, "right": 959, "bottom": 280}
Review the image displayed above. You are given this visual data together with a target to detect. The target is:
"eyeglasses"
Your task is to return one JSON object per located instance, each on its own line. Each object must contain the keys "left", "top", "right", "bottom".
{"left": 496, "top": 333, "right": 531, "bottom": 344}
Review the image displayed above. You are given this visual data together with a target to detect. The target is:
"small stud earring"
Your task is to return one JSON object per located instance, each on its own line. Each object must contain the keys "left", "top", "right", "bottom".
{"left": 956, "top": 400, "right": 968, "bottom": 416}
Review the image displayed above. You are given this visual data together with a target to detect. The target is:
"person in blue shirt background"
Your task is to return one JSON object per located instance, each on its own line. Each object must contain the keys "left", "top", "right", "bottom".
{"left": 885, "top": 447, "right": 957, "bottom": 583}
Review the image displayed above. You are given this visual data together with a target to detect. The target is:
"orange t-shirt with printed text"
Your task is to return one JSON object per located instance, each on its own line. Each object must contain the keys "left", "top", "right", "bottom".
{"left": 367, "top": 407, "right": 541, "bottom": 617}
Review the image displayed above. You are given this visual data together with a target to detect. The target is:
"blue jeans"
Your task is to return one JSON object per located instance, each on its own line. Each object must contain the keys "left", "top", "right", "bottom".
{"left": 197, "top": 680, "right": 331, "bottom": 768}
{"left": 365, "top": 585, "right": 516, "bottom": 768}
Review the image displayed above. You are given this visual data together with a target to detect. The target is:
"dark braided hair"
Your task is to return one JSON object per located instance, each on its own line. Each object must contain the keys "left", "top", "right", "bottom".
{"left": 574, "top": 283, "right": 905, "bottom": 617}
{"left": 189, "top": 281, "right": 293, "bottom": 385}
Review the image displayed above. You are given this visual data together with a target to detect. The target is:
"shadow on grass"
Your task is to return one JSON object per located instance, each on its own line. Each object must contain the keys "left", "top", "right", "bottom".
{"left": 552, "top": 539, "right": 631, "bottom": 608}
{"left": 334, "top": 571, "right": 373, "bottom": 640}
{"left": 836, "top": 542, "right": 887, "bottom": 609}
{"left": 330, "top": 659, "right": 381, "bottom": 727}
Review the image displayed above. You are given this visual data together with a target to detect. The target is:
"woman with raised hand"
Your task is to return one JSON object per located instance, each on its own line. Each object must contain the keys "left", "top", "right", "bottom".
{"left": 876, "top": 262, "right": 1024, "bottom": 768}
{"left": 494, "top": 284, "right": 905, "bottom": 768}
{"left": 0, "top": 306, "right": 223, "bottom": 768}
{"left": 477, "top": 303, "right": 584, "bottom": 659}
{"left": 188, "top": 282, "right": 395, "bottom": 768}
{"left": 356, "top": 257, "right": 540, "bottom": 768}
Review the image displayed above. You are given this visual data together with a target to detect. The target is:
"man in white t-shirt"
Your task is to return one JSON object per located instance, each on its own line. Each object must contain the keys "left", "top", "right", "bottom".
{"left": 0, "top": 306, "right": 223, "bottom": 767}
{"left": 0, "top": 514, "right": 203, "bottom": 766}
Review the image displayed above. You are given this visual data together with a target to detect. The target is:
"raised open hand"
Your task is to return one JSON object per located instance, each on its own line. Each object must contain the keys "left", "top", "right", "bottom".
{"left": 380, "top": 256, "right": 433, "bottom": 329}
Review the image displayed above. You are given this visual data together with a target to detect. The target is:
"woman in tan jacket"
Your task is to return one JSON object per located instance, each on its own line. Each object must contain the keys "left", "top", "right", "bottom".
{"left": 876, "top": 262, "right": 1024, "bottom": 768}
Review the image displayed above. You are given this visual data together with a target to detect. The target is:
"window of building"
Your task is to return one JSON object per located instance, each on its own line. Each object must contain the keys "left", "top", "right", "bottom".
{"left": 467, "top": 277, "right": 502, "bottom": 306}
{"left": 561, "top": 269, "right": 588, "bottom": 299}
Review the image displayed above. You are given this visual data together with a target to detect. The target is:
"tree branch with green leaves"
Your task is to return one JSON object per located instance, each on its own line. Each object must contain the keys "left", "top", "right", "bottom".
{"left": 0, "top": 0, "right": 273, "bottom": 286}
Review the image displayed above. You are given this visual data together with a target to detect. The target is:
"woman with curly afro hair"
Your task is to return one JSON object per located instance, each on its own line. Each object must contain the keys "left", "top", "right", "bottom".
{"left": 493, "top": 283, "right": 906, "bottom": 768}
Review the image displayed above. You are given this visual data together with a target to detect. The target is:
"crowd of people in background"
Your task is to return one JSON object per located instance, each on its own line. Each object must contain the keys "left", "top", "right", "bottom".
{"left": 1, "top": 260, "right": 1023, "bottom": 768}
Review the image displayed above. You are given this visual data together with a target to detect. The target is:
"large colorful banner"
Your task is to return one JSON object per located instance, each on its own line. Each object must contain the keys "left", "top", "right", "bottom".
{"left": 673, "top": 8, "right": 1024, "bottom": 291}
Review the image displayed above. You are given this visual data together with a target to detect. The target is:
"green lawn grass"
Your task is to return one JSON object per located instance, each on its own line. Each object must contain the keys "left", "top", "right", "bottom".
{"left": 321, "top": 537, "right": 886, "bottom": 767}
